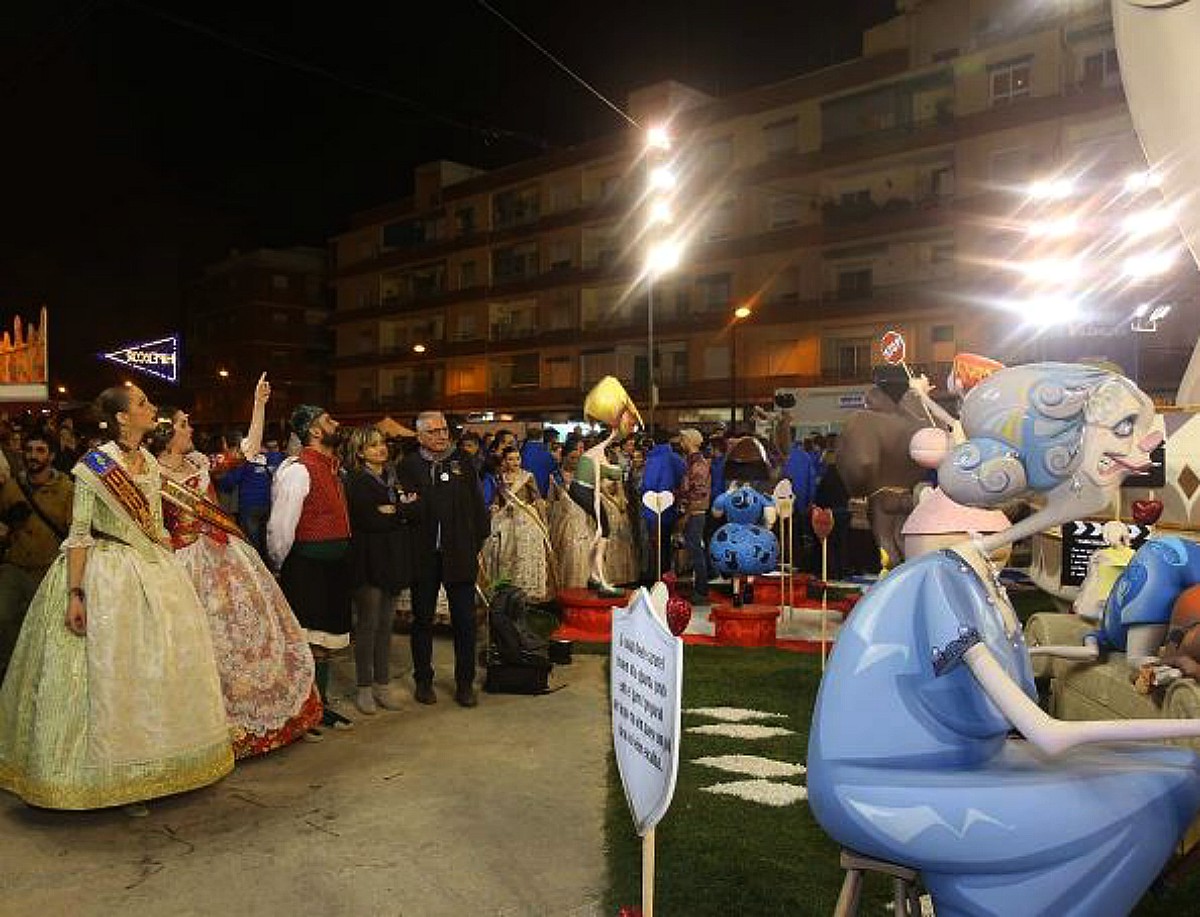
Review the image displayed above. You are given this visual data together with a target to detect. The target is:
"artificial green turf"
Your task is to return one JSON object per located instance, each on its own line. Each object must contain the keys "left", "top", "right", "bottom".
{"left": 603, "top": 643, "right": 1200, "bottom": 916}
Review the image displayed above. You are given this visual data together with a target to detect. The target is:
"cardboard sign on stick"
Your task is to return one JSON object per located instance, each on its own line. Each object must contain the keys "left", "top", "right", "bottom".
{"left": 613, "top": 588, "right": 683, "bottom": 836}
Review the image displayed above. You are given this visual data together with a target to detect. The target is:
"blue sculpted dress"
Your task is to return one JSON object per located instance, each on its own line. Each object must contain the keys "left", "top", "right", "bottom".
{"left": 807, "top": 548, "right": 1200, "bottom": 917}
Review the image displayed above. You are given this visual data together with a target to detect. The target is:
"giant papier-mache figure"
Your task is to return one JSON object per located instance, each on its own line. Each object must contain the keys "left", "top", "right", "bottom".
{"left": 570, "top": 376, "right": 641, "bottom": 598}
{"left": 808, "top": 362, "right": 1200, "bottom": 917}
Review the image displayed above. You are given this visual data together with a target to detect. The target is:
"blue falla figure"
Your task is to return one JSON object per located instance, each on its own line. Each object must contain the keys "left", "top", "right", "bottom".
{"left": 808, "top": 363, "right": 1200, "bottom": 917}
{"left": 709, "top": 483, "right": 779, "bottom": 607}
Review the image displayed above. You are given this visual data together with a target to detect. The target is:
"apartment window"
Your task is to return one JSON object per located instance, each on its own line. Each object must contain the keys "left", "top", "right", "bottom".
{"left": 549, "top": 181, "right": 578, "bottom": 213}
{"left": 931, "top": 324, "right": 955, "bottom": 343}
{"left": 1082, "top": 48, "right": 1120, "bottom": 88}
{"left": 990, "top": 58, "right": 1032, "bottom": 106}
{"left": 493, "top": 186, "right": 540, "bottom": 229}
{"left": 989, "top": 147, "right": 1030, "bottom": 183}
{"left": 549, "top": 240, "right": 573, "bottom": 271}
{"left": 763, "top": 116, "right": 799, "bottom": 159}
{"left": 706, "top": 198, "right": 735, "bottom": 241}
{"left": 271, "top": 274, "right": 290, "bottom": 290}
{"left": 548, "top": 294, "right": 575, "bottom": 330}
{"left": 769, "top": 195, "right": 804, "bottom": 229}
{"left": 453, "top": 314, "right": 478, "bottom": 341}
{"left": 546, "top": 356, "right": 573, "bottom": 389}
{"left": 931, "top": 243, "right": 956, "bottom": 265}
{"left": 822, "top": 337, "right": 872, "bottom": 379}
{"left": 512, "top": 353, "right": 539, "bottom": 387}
{"left": 836, "top": 268, "right": 873, "bottom": 300}
{"left": 271, "top": 311, "right": 289, "bottom": 325}
{"left": 493, "top": 242, "right": 539, "bottom": 282}
{"left": 459, "top": 260, "right": 477, "bottom": 289}
{"left": 456, "top": 206, "right": 476, "bottom": 234}
{"left": 703, "top": 346, "right": 730, "bottom": 380}
{"left": 696, "top": 273, "right": 732, "bottom": 309}
{"left": 580, "top": 349, "right": 617, "bottom": 387}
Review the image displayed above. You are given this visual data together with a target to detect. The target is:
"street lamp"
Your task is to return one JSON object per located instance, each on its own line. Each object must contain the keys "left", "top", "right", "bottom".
{"left": 217, "top": 368, "right": 230, "bottom": 378}
{"left": 412, "top": 343, "right": 427, "bottom": 354}
{"left": 730, "top": 305, "right": 752, "bottom": 426}
{"left": 644, "top": 123, "right": 680, "bottom": 433}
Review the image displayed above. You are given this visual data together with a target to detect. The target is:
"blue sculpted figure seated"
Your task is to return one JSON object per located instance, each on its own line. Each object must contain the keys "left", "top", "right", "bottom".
{"left": 1032, "top": 536, "right": 1200, "bottom": 670}
{"left": 807, "top": 362, "right": 1200, "bottom": 917}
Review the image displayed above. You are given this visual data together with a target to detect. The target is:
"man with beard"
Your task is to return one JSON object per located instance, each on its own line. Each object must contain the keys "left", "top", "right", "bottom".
{"left": 0, "top": 430, "right": 73, "bottom": 679}
{"left": 268, "top": 405, "right": 354, "bottom": 732}
{"left": 398, "top": 411, "right": 489, "bottom": 707}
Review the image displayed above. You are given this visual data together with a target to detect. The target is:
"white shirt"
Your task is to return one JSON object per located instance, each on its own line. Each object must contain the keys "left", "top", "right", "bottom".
{"left": 266, "top": 457, "right": 310, "bottom": 570}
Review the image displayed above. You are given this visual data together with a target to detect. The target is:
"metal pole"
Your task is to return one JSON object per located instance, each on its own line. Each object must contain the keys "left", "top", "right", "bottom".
{"left": 648, "top": 278, "right": 656, "bottom": 432}
{"left": 730, "top": 320, "right": 737, "bottom": 427}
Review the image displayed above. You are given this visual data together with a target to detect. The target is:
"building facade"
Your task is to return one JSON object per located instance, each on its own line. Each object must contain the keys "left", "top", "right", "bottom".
{"left": 188, "top": 247, "right": 331, "bottom": 431}
{"left": 331, "top": 0, "right": 1198, "bottom": 430}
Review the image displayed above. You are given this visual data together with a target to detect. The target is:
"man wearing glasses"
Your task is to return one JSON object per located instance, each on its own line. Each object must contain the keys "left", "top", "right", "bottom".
{"left": 398, "top": 411, "right": 490, "bottom": 707}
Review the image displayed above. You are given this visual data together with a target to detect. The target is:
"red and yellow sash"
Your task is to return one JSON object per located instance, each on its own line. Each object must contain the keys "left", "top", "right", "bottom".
{"left": 160, "top": 476, "right": 246, "bottom": 544}
{"left": 80, "top": 448, "right": 162, "bottom": 544}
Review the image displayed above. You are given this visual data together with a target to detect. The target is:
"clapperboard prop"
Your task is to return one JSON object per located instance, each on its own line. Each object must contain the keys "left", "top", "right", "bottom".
{"left": 1060, "top": 521, "right": 1152, "bottom": 588}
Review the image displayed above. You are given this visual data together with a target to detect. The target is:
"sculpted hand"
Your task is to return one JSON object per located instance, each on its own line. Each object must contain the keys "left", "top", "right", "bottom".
{"left": 909, "top": 374, "right": 933, "bottom": 397}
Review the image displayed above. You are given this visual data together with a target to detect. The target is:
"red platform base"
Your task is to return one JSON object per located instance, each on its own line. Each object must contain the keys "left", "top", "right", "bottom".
{"left": 552, "top": 587, "right": 627, "bottom": 641}
{"left": 708, "top": 604, "right": 782, "bottom": 648}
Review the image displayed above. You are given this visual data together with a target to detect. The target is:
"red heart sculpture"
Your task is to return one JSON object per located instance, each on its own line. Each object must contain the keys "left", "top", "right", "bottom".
{"left": 665, "top": 595, "right": 692, "bottom": 637}
{"left": 811, "top": 506, "right": 834, "bottom": 541}
{"left": 1131, "top": 499, "right": 1163, "bottom": 526}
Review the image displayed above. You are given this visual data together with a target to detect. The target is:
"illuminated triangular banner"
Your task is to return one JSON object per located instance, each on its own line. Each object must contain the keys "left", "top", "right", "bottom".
{"left": 101, "top": 335, "right": 180, "bottom": 384}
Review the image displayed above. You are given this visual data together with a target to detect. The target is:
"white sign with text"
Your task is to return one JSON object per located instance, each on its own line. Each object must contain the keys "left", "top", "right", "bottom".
{"left": 612, "top": 588, "right": 683, "bottom": 837}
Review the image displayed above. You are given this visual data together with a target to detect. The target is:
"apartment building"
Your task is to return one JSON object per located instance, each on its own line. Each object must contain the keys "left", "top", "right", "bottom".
{"left": 188, "top": 247, "right": 331, "bottom": 429}
{"left": 331, "top": 0, "right": 1197, "bottom": 429}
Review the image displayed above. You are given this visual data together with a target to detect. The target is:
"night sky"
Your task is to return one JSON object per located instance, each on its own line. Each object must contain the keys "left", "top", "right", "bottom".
{"left": 1, "top": 0, "right": 896, "bottom": 396}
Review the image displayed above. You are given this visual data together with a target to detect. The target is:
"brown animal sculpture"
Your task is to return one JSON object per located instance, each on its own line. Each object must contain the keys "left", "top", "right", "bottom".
{"left": 835, "top": 365, "right": 928, "bottom": 566}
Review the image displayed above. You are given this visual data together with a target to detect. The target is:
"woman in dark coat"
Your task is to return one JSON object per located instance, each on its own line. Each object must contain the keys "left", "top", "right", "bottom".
{"left": 345, "top": 426, "right": 417, "bottom": 715}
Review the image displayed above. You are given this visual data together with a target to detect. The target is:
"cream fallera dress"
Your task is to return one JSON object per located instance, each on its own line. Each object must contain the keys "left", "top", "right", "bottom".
{"left": 0, "top": 443, "right": 233, "bottom": 809}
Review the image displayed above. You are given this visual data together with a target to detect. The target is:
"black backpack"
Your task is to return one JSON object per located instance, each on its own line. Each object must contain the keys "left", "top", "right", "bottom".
{"left": 484, "top": 585, "right": 553, "bottom": 694}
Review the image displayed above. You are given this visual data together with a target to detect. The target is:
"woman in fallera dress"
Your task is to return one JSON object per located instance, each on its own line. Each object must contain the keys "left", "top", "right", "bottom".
{"left": 0, "top": 385, "right": 233, "bottom": 810}
{"left": 488, "top": 446, "right": 553, "bottom": 602}
{"left": 149, "top": 375, "right": 321, "bottom": 758}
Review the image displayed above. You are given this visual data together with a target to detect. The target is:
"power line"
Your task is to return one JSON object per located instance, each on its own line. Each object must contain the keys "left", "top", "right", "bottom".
{"left": 476, "top": 0, "right": 639, "bottom": 129}
{"left": 120, "top": 0, "right": 551, "bottom": 151}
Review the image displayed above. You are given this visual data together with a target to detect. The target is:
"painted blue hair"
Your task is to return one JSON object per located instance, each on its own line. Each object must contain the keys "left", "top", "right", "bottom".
{"left": 938, "top": 362, "right": 1125, "bottom": 506}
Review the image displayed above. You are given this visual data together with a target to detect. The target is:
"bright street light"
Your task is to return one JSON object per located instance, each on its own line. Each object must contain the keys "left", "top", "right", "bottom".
{"left": 649, "top": 166, "right": 677, "bottom": 192}
{"left": 1019, "top": 295, "right": 1081, "bottom": 326}
{"left": 648, "top": 200, "right": 673, "bottom": 226}
{"left": 1124, "top": 171, "right": 1162, "bottom": 194}
{"left": 1122, "top": 206, "right": 1178, "bottom": 238}
{"left": 1123, "top": 250, "right": 1176, "bottom": 279}
{"left": 646, "top": 240, "right": 684, "bottom": 276}
{"left": 412, "top": 343, "right": 426, "bottom": 353}
{"left": 733, "top": 305, "right": 752, "bottom": 319}
{"left": 1020, "top": 257, "right": 1082, "bottom": 283}
{"left": 646, "top": 125, "right": 671, "bottom": 151}
{"left": 217, "top": 368, "right": 230, "bottom": 378}
{"left": 1026, "top": 215, "right": 1079, "bottom": 238}
{"left": 1027, "top": 178, "right": 1075, "bottom": 201}
{"left": 56, "top": 384, "right": 67, "bottom": 394}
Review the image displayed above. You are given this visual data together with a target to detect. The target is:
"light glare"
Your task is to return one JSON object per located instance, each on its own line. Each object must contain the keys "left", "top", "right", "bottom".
{"left": 646, "top": 126, "right": 671, "bottom": 151}
{"left": 1122, "top": 206, "right": 1177, "bottom": 238}
{"left": 646, "top": 240, "right": 684, "bottom": 276}
{"left": 649, "top": 166, "right": 677, "bottom": 191}
{"left": 1123, "top": 251, "right": 1176, "bottom": 279}
{"left": 1027, "top": 178, "right": 1075, "bottom": 201}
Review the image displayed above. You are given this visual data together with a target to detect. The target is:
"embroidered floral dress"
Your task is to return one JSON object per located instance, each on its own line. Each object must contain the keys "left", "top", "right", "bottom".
{"left": 489, "top": 468, "right": 553, "bottom": 602}
{"left": 160, "top": 452, "right": 320, "bottom": 759}
{"left": 548, "top": 478, "right": 592, "bottom": 590}
{"left": 0, "top": 444, "right": 233, "bottom": 809}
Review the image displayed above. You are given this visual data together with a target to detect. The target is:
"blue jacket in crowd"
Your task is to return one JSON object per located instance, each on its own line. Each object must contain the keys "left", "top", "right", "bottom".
{"left": 641, "top": 443, "right": 686, "bottom": 528}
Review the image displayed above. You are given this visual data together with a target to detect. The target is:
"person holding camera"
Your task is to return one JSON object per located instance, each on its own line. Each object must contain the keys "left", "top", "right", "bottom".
{"left": 0, "top": 430, "right": 73, "bottom": 680}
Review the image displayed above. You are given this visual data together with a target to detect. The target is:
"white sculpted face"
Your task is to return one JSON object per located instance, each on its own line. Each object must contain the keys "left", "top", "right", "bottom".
{"left": 1075, "top": 380, "right": 1162, "bottom": 490}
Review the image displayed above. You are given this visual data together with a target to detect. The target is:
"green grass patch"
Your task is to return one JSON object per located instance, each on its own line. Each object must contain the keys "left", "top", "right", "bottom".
{"left": 603, "top": 644, "right": 1200, "bottom": 916}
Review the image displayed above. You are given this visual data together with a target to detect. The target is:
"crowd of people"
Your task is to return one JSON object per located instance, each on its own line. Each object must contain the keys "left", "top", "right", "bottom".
{"left": 0, "top": 375, "right": 848, "bottom": 814}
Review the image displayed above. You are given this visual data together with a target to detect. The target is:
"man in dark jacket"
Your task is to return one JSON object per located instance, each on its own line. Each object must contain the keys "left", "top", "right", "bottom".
{"left": 398, "top": 411, "right": 491, "bottom": 707}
